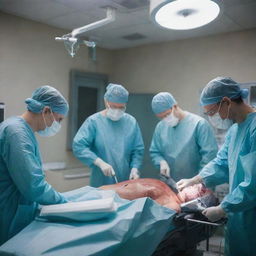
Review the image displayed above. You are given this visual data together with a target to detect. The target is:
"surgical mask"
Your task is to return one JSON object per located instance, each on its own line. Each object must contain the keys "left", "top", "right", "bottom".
{"left": 106, "top": 104, "right": 125, "bottom": 121}
{"left": 38, "top": 112, "right": 61, "bottom": 137}
{"left": 208, "top": 102, "right": 233, "bottom": 130}
{"left": 164, "top": 112, "right": 179, "bottom": 127}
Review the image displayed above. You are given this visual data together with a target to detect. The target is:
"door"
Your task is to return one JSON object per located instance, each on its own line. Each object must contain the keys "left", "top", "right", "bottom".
{"left": 68, "top": 70, "right": 108, "bottom": 150}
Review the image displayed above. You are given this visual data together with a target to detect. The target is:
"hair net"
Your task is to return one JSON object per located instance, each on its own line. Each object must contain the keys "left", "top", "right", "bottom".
{"left": 104, "top": 83, "right": 129, "bottom": 104}
{"left": 200, "top": 77, "right": 249, "bottom": 106}
{"left": 25, "top": 85, "right": 69, "bottom": 115}
{"left": 151, "top": 92, "right": 177, "bottom": 114}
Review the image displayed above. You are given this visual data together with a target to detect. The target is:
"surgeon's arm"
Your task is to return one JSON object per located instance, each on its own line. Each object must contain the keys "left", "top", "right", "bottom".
{"left": 72, "top": 118, "right": 98, "bottom": 166}
{"left": 129, "top": 122, "right": 144, "bottom": 169}
{"left": 199, "top": 128, "right": 232, "bottom": 188}
{"left": 150, "top": 125, "right": 165, "bottom": 168}
{"left": 196, "top": 119, "right": 218, "bottom": 170}
{"left": 4, "top": 133, "right": 67, "bottom": 204}
{"left": 221, "top": 130, "right": 256, "bottom": 213}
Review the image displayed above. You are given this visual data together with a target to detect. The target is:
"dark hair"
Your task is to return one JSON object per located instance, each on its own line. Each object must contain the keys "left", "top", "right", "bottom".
{"left": 231, "top": 96, "right": 243, "bottom": 104}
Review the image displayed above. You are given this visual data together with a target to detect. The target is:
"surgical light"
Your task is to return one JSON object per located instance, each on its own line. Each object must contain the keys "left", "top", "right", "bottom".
{"left": 150, "top": 0, "right": 220, "bottom": 30}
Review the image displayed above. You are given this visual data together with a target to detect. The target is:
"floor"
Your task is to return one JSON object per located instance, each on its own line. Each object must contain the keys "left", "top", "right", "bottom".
{"left": 197, "top": 235, "right": 224, "bottom": 256}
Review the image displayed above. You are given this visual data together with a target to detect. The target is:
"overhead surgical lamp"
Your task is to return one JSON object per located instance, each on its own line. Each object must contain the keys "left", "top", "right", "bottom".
{"left": 150, "top": 0, "right": 220, "bottom": 30}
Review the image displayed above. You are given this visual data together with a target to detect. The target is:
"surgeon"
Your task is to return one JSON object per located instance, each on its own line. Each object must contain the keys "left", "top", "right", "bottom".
{"left": 177, "top": 77, "right": 256, "bottom": 256}
{"left": 0, "top": 85, "right": 69, "bottom": 245}
{"left": 150, "top": 92, "right": 218, "bottom": 181}
{"left": 73, "top": 83, "right": 144, "bottom": 187}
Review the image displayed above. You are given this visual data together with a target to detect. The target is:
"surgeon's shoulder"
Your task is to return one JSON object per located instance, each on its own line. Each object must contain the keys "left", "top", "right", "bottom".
{"left": 123, "top": 113, "right": 137, "bottom": 124}
{"left": 222, "top": 124, "right": 236, "bottom": 142}
{"left": 187, "top": 112, "right": 205, "bottom": 123}
{"left": 87, "top": 112, "right": 102, "bottom": 121}
{"left": 154, "top": 119, "right": 164, "bottom": 129}
{"left": 81, "top": 112, "right": 102, "bottom": 126}
{"left": 185, "top": 112, "right": 210, "bottom": 130}
{"left": 0, "top": 117, "right": 28, "bottom": 138}
{"left": 248, "top": 113, "right": 256, "bottom": 136}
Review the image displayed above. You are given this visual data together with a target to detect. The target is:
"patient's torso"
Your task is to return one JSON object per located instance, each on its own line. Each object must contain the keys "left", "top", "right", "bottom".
{"left": 100, "top": 178, "right": 182, "bottom": 212}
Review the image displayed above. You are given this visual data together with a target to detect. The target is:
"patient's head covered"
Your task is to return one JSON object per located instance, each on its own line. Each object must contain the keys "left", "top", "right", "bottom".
{"left": 178, "top": 183, "right": 212, "bottom": 203}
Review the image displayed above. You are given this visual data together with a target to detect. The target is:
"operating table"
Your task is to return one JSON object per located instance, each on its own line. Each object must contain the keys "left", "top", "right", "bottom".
{"left": 0, "top": 180, "right": 223, "bottom": 256}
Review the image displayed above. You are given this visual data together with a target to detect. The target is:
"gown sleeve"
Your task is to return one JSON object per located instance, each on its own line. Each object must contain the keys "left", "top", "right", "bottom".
{"left": 150, "top": 123, "right": 165, "bottom": 168}
{"left": 3, "top": 131, "right": 67, "bottom": 204}
{"left": 73, "top": 118, "right": 98, "bottom": 167}
{"left": 196, "top": 119, "right": 218, "bottom": 170}
{"left": 199, "top": 128, "right": 232, "bottom": 188}
{"left": 129, "top": 121, "right": 144, "bottom": 169}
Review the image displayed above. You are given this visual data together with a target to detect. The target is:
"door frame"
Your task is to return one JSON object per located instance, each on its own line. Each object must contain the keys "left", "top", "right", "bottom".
{"left": 67, "top": 70, "right": 108, "bottom": 150}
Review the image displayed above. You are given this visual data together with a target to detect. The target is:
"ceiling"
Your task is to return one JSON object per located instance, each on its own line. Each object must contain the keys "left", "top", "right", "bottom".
{"left": 1, "top": 0, "right": 256, "bottom": 49}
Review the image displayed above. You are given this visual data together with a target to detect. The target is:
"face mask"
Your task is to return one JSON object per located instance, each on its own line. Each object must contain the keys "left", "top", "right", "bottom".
{"left": 208, "top": 102, "right": 233, "bottom": 130}
{"left": 106, "top": 108, "right": 125, "bottom": 121}
{"left": 106, "top": 103, "right": 125, "bottom": 121}
{"left": 164, "top": 112, "right": 179, "bottom": 127}
{"left": 38, "top": 112, "right": 61, "bottom": 137}
{"left": 209, "top": 112, "right": 233, "bottom": 130}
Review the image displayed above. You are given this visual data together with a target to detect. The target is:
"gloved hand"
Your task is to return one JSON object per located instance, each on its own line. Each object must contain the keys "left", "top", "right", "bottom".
{"left": 94, "top": 158, "right": 115, "bottom": 176}
{"left": 202, "top": 205, "right": 226, "bottom": 222}
{"left": 177, "top": 175, "right": 202, "bottom": 191}
{"left": 160, "top": 160, "right": 170, "bottom": 177}
{"left": 129, "top": 168, "right": 140, "bottom": 180}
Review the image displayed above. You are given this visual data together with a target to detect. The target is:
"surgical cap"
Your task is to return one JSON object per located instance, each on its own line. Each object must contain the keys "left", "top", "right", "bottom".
{"left": 200, "top": 77, "right": 249, "bottom": 106}
{"left": 104, "top": 83, "right": 129, "bottom": 104}
{"left": 25, "top": 85, "right": 69, "bottom": 116}
{"left": 151, "top": 92, "right": 177, "bottom": 114}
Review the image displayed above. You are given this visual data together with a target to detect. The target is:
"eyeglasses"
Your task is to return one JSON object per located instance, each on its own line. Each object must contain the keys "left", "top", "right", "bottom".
{"left": 157, "top": 109, "right": 173, "bottom": 120}
{"left": 203, "top": 103, "right": 220, "bottom": 116}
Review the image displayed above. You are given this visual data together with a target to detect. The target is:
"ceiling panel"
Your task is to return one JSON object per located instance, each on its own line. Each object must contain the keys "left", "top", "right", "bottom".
{"left": 0, "top": 0, "right": 71, "bottom": 21}
{"left": 88, "top": 9, "right": 151, "bottom": 33}
{"left": 223, "top": 0, "right": 256, "bottom": 7}
{"left": 225, "top": 2, "right": 256, "bottom": 29}
{"left": 0, "top": 0, "right": 256, "bottom": 49}
{"left": 48, "top": 11, "right": 99, "bottom": 30}
{"left": 54, "top": 0, "right": 110, "bottom": 17}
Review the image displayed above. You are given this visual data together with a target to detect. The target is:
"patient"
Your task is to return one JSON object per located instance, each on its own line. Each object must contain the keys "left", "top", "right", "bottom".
{"left": 100, "top": 178, "right": 212, "bottom": 212}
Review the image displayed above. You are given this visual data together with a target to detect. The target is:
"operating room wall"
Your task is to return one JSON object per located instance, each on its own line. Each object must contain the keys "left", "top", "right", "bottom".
{"left": 0, "top": 12, "right": 113, "bottom": 169}
{"left": 111, "top": 28, "right": 256, "bottom": 115}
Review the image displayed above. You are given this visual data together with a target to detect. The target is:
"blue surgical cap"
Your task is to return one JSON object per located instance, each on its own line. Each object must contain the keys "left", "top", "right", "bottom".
{"left": 151, "top": 92, "right": 177, "bottom": 114}
{"left": 25, "top": 85, "right": 69, "bottom": 116}
{"left": 104, "top": 83, "right": 129, "bottom": 104}
{"left": 200, "top": 77, "right": 249, "bottom": 106}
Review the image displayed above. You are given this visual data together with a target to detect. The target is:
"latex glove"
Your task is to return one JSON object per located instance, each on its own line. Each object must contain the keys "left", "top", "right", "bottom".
{"left": 202, "top": 205, "right": 226, "bottom": 222}
{"left": 94, "top": 158, "right": 115, "bottom": 176}
{"left": 129, "top": 168, "right": 140, "bottom": 180}
{"left": 160, "top": 160, "right": 170, "bottom": 177}
{"left": 177, "top": 175, "right": 202, "bottom": 191}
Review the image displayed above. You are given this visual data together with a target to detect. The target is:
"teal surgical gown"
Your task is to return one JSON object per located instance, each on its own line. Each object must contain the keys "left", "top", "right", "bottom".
{"left": 199, "top": 112, "right": 256, "bottom": 256}
{"left": 0, "top": 117, "right": 67, "bottom": 245}
{"left": 150, "top": 112, "right": 218, "bottom": 181}
{"left": 72, "top": 112, "right": 144, "bottom": 187}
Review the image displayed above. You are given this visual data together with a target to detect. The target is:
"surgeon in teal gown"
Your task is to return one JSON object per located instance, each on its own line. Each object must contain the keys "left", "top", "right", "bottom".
{"left": 73, "top": 83, "right": 144, "bottom": 187}
{"left": 150, "top": 92, "right": 218, "bottom": 181}
{"left": 177, "top": 77, "right": 256, "bottom": 256}
{"left": 0, "top": 86, "right": 69, "bottom": 245}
